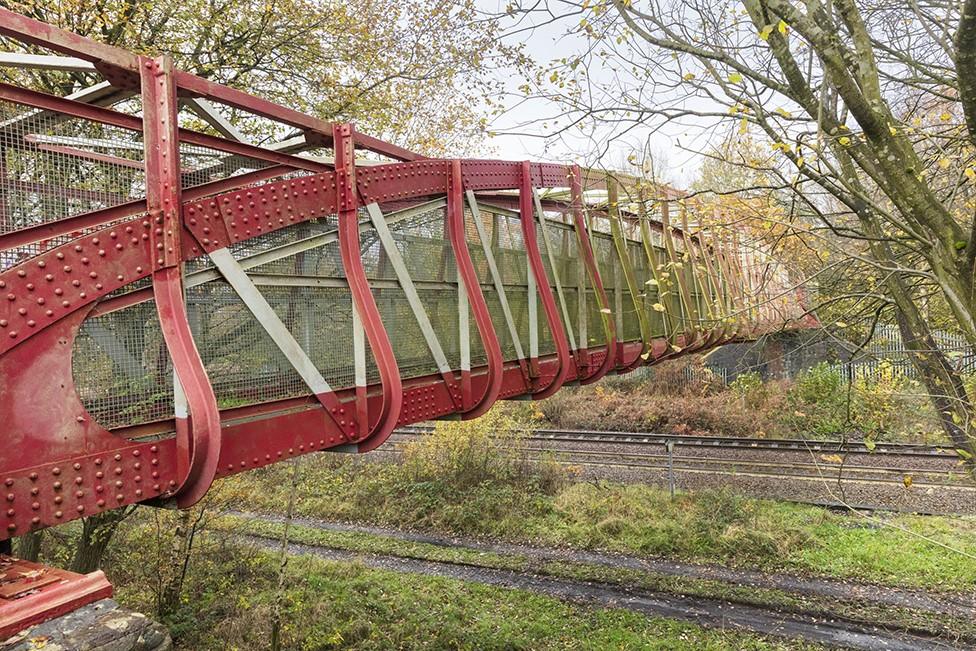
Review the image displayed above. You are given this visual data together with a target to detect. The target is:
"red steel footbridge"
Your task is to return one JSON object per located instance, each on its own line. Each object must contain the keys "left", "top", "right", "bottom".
{"left": 0, "top": 9, "right": 813, "bottom": 635}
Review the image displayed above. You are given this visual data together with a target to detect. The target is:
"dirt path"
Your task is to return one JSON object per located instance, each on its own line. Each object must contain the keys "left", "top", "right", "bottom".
{"left": 235, "top": 512, "right": 971, "bottom": 650}
{"left": 236, "top": 511, "right": 976, "bottom": 619}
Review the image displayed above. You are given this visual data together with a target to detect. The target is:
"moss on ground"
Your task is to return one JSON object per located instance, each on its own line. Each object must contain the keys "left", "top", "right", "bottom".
{"left": 221, "top": 516, "right": 976, "bottom": 644}
{"left": 113, "top": 536, "right": 821, "bottom": 650}
{"left": 225, "top": 457, "right": 976, "bottom": 591}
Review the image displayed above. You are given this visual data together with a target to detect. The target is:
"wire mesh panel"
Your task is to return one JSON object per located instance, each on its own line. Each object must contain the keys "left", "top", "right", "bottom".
{"left": 361, "top": 203, "right": 462, "bottom": 380}
{"left": 71, "top": 300, "right": 175, "bottom": 430}
{"left": 589, "top": 231, "right": 617, "bottom": 342}
{"left": 490, "top": 208, "right": 557, "bottom": 357}
{"left": 0, "top": 99, "right": 146, "bottom": 268}
{"left": 538, "top": 213, "right": 582, "bottom": 349}
{"left": 72, "top": 213, "right": 367, "bottom": 429}
{"left": 0, "top": 98, "right": 287, "bottom": 273}
{"left": 464, "top": 205, "right": 517, "bottom": 362}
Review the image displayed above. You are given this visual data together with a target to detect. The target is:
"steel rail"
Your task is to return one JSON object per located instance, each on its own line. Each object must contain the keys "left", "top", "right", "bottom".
{"left": 394, "top": 426, "right": 962, "bottom": 458}
{"left": 513, "top": 447, "right": 967, "bottom": 479}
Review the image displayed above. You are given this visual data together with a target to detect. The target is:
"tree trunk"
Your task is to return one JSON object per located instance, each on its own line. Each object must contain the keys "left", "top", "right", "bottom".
{"left": 270, "top": 458, "right": 302, "bottom": 651}
{"left": 157, "top": 509, "right": 191, "bottom": 618}
{"left": 70, "top": 509, "right": 133, "bottom": 574}
{"left": 16, "top": 530, "right": 42, "bottom": 562}
{"left": 874, "top": 241, "right": 976, "bottom": 461}
{"left": 895, "top": 310, "right": 976, "bottom": 459}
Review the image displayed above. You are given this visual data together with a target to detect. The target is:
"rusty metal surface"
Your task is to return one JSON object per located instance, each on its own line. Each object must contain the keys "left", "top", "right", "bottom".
{"left": 0, "top": 7, "right": 813, "bottom": 550}
{"left": 0, "top": 555, "right": 113, "bottom": 639}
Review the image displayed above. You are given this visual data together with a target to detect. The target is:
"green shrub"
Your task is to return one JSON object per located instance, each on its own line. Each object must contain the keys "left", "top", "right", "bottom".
{"left": 730, "top": 371, "right": 766, "bottom": 409}
{"left": 780, "top": 362, "right": 849, "bottom": 438}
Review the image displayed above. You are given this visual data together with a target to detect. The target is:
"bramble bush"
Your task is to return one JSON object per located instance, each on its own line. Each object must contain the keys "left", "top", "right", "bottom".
{"left": 537, "top": 358, "right": 946, "bottom": 443}
{"left": 399, "top": 407, "right": 567, "bottom": 495}
{"left": 781, "top": 362, "right": 849, "bottom": 438}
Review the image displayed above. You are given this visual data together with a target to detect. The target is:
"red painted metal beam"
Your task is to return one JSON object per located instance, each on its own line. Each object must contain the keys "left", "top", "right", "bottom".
{"left": 0, "top": 8, "right": 139, "bottom": 75}
{"left": 447, "top": 159, "right": 503, "bottom": 418}
{"left": 334, "top": 124, "right": 402, "bottom": 451}
{"left": 142, "top": 55, "right": 221, "bottom": 508}
{"left": 0, "top": 166, "right": 292, "bottom": 254}
{"left": 0, "top": 83, "right": 328, "bottom": 173}
{"left": 519, "top": 161, "right": 571, "bottom": 399}
{"left": 0, "top": 557, "right": 113, "bottom": 640}
{"left": 173, "top": 74, "right": 420, "bottom": 162}
{"left": 570, "top": 164, "right": 616, "bottom": 385}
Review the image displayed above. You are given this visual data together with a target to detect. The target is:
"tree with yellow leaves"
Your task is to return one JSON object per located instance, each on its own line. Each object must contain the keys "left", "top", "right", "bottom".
{"left": 499, "top": 0, "right": 976, "bottom": 460}
{"left": 0, "top": 0, "right": 526, "bottom": 155}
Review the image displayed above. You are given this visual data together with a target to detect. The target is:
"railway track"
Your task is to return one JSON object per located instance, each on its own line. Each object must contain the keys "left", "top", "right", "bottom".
{"left": 387, "top": 426, "right": 976, "bottom": 515}
{"left": 396, "top": 425, "right": 961, "bottom": 457}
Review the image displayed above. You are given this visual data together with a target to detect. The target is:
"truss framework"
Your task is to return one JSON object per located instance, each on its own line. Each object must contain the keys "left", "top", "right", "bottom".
{"left": 0, "top": 8, "right": 815, "bottom": 550}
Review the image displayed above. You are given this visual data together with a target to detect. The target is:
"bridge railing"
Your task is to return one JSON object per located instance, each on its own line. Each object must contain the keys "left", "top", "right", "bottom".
{"left": 0, "top": 9, "right": 814, "bottom": 539}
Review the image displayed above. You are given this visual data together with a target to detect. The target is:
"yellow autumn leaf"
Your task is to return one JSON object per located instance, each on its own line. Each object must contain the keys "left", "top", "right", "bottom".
{"left": 758, "top": 24, "right": 773, "bottom": 40}
{"left": 777, "top": 19, "right": 788, "bottom": 35}
{"left": 903, "top": 475, "right": 914, "bottom": 488}
{"left": 839, "top": 136, "right": 851, "bottom": 146}
{"left": 683, "top": 72, "right": 696, "bottom": 81}
{"left": 941, "top": 111, "right": 952, "bottom": 122}
{"left": 820, "top": 454, "right": 844, "bottom": 464}
{"left": 775, "top": 107, "right": 792, "bottom": 118}
{"left": 739, "top": 117, "right": 748, "bottom": 135}
{"left": 938, "top": 157, "right": 951, "bottom": 169}
{"left": 729, "top": 72, "right": 743, "bottom": 83}
{"left": 966, "top": 168, "right": 976, "bottom": 180}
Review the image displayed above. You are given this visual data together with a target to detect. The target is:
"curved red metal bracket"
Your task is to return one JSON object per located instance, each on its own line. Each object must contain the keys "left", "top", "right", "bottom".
{"left": 142, "top": 55, "right": 221, "bottom": 507}
{"left": 570, "top": 165, "right": 616, "bottom": 385}
{"left": 334, "top": 124, "right": 402, "bottom": 452}
{"left": 519, "top": 162, "right": 571, "bottom": 399}
{"left": 153, "top": 266, "right": 221, "bottom": 508}
{"left": 448, "top": 160, "right": 503, "bottom": 418}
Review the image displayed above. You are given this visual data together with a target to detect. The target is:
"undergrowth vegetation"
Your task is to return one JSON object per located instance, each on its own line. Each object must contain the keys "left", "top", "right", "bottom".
{"left": 107, "top": 539, "right": 817, "bottom": 650}
{"left": 538, "top": 358, "right": 947, "bottom": 445}
{"left": 26, "top": 406, "right": 976, "bottom": 649}
{"left": 219, "top": 413, "right": 976, "bottom": 591}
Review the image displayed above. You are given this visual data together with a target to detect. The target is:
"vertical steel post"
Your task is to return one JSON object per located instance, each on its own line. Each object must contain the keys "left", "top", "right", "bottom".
{"left": 520, "top": 161, "right": 570, "bottom": 397}
{"left": 333, "top": 123, "right": 402, "bottom": 450}
{"left": 448, "top": 160, "right": 503, "bottom": 417}
{"left": 142, "top": 55, "right": 221, "bottom": 507}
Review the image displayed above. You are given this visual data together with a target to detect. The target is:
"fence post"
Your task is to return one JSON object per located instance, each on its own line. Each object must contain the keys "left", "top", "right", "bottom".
{"left": 666, "top": 439, "right": 675, "bottom": 498}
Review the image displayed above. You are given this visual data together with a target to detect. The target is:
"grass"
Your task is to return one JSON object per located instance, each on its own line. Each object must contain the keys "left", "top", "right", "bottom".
{"left": 222, "top": 516, "right": 976, "bottom": 642}
{"left": 223, "top": 456, "right": 976, "bottom": 591}
{"left": 113, "top": 535, "right": 821, "bottom": 650}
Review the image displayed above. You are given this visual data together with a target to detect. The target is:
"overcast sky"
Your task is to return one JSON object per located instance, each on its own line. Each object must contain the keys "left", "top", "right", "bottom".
{"left": 475, "top": 0, "right": 705, "bottom": 187}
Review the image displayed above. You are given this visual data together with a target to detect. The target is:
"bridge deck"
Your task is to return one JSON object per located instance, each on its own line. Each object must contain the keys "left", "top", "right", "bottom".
{"left": 0, "top": 8, "right": 813, "bottom": 540}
